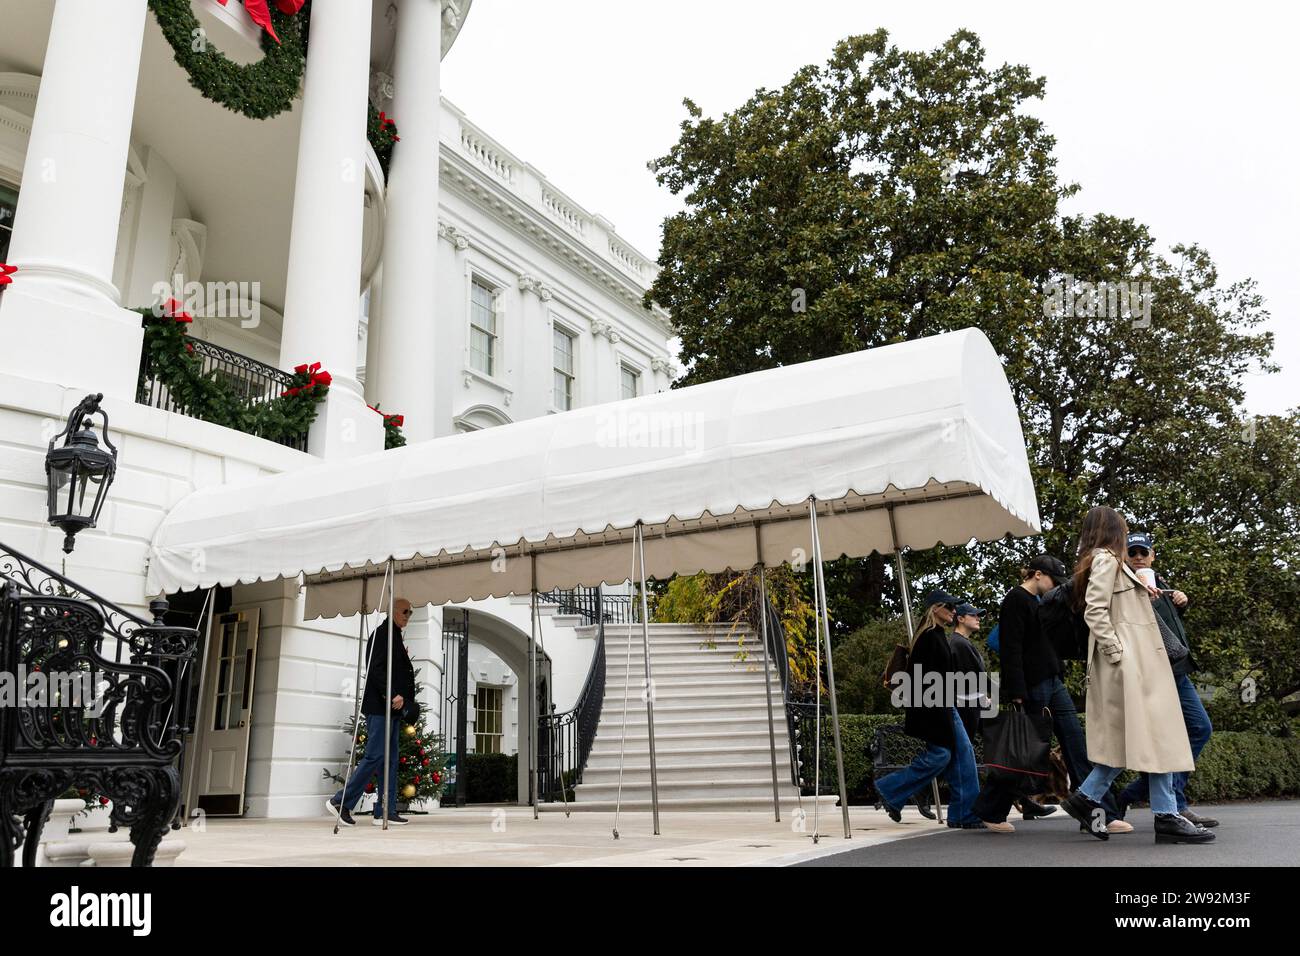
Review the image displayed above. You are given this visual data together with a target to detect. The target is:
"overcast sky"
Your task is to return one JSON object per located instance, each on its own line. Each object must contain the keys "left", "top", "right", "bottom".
{"left": 442, "top": 1, "right": 1297, "bottom": 416}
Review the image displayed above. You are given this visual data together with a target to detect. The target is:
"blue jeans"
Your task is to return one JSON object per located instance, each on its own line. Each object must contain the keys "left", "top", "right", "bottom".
{"left": 1082, "top": 763, "right": 1177, "bottom": 815}
{"left": 1028, "top": 675, "right": 1121, "bottom": 822}
{"left": 876, "top": 709, "right": 980, "bottom": 825}
{"left": 333, "top": 712, "right": 402, "bottom": 817}
{"left": 1119, "top": 674, "right": 1212, "bottom": 812}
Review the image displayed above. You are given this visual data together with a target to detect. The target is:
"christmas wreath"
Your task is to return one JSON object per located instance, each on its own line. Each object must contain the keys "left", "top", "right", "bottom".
{"left": 147, "top": 0, "right": 309, "bottom": 121}
{"left": 149, "top": 1, "right": 400, "bottom": 175}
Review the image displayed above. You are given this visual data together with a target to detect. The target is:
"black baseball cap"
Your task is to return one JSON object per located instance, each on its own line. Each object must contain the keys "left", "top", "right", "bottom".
{"left": 925, "top": 589, "right": 960, "bottom": 608}
{"left": 1027, "top": 554, "right": 1069, "bottom": 585}
{"left": 954, "top": 603, "right": 984, "bottom": 618}
{"left": 1127, "top": 532, "right": 1154, "bottom": 552}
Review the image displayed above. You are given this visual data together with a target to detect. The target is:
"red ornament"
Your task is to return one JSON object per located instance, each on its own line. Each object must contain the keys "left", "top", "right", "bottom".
{"left": 432, "top": 773, "right": 441, "bottom": 784}
{"left": 422, "top": 759, "right": 429, "bottom": 767}
{"left": 99, "top": 797, "right": 109, "bottom": 806}
{"left": 399, "top": 756, "right": 407, "bottom": 765}
{"left": 414, "top": 775, "right": 421, "bottom": 784}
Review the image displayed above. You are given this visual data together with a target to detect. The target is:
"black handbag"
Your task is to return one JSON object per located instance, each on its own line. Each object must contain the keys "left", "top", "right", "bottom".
{"left": 981, "top": 706, "right": 1053, "bottom": 796}
{"left": 1153, "top": 609, "right": 1189, "bottom": 663}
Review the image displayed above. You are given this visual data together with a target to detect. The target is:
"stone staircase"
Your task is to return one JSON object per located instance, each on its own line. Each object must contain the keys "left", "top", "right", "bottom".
{"left": 557, "top": 623, "right": 823, "bottom": 812}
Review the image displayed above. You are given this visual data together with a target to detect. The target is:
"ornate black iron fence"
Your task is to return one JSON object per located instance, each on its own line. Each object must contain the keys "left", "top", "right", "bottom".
{"left": 136, "top": 335, "right": 309, "bottom": 451}
{"left": 537, "top": 585, "right": 639, "bottom": 625}
{"left": 0, "top": 542, "right": 198, "bottom": 866}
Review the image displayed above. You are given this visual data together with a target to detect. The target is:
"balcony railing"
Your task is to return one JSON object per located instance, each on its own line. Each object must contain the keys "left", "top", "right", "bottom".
{"left": 136, "top": 336, "right": 309, "bottom": 452}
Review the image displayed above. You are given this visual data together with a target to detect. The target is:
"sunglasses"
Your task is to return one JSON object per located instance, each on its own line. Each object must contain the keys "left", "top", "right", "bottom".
{"left": 1127, "top": 547, "right": 1151, "bottom": 558}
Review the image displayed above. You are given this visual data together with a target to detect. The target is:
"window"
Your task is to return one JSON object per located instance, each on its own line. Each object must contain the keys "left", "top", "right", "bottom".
{"left": 553, "top": 326, "right": 575, "bottom": 411}
{"left": 0, "top": 182, "right": 18, "bottom": 264}
{"left": 469, "top": 278, "right": 498, "bottom": 376}
{"left": 620, "top": 364, "right": 640, "bottom": 401}
{"left": 474, "top": 686, "right": 503, "bottom": 754}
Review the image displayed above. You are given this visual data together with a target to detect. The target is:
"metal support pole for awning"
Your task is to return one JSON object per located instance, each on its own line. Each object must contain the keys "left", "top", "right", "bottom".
{"left": 752, "top": 524, "right": 782, "bottom": 822}
{"left": 808, "top": 497, "right": 852, "bottom": 840}
{"left": 381, "top": 559, "right": 395, "bottom": 830}
{"left": 334, "top": 575, "right": 374, "bottom": 834}
{"left": 886, "top": 505, "right": 942, "bottom": 824}
{"left": 636, "top": 521, "right": 661, "bottom": 835}
{"left": 530, "top": 553, "right": 538, "bottom": 819}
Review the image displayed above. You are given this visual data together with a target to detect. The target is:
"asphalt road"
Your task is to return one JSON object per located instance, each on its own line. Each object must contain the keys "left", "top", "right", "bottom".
{"left": 796, "top": 801, "right": 1298, "bottom": 866}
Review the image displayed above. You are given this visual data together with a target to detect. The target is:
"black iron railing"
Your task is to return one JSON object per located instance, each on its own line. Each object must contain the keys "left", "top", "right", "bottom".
{"left": 537, "top": 585, "right": 637, "bottom": 625}
{"left": 136, "top": 336, "right": 309, "bottom": 451}
{"left": 0, "top": 541, "right": 198, "bottom": 866}
{"left": 536, "top": 590, "right": 609, "bottom": 802}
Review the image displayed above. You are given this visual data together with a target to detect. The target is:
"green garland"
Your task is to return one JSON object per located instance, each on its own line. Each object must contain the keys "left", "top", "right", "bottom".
{"left": 149, "top": 1, "right": 399, "bottom": 176}
{"left": 367, "top": 103, "right": 398, "bottom": 179}
{"left": 148, "top": 0, "right": 308, "bottom": 121}
{"left": 369, "top": 403, "right": 407, "bottom": 449}
{"left": 135, "top": 308, "right": 327, "bottom": 446}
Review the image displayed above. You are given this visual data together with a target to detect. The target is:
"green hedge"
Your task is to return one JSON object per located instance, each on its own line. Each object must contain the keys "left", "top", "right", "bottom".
{"left": 460, "top": 753, "right": 517, "bottom": 804}
{"left": 812, "top": 714, "right": 1300, "bottom": 805}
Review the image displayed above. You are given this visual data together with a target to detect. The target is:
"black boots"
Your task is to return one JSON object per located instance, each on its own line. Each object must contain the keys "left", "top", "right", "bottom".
{"left": 1062, "top": 790, "right": 1109, "bottom": 840}
{"left": 1155, "top": 813, "right": 1216, "bottom": 844}
{"left": 1017, "top": 797, "right": 1058, "bottom": 820}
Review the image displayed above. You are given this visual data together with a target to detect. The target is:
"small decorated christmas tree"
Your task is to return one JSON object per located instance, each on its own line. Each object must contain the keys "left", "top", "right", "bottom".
{"left": 324, "top": 707, "right": 449, "bottom": 809}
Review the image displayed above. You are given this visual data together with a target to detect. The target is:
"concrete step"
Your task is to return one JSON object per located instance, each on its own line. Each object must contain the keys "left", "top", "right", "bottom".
{"left": 573, "top": 778, "right": 803, "bottom": 801}
{"left": 598, "top": 649, "right": 765, "bottom": 666}
{"left": 602, "top": 659, "right": 775, "bottom": 677}
{"left": 601, "top": 685, "right": 774, "bottom": 704}
{"left": 600, "top": 677, "right": 779, "bottom": 696}
{"left": 582, "top": 760, "right": 788, "bottom": 784}
{"left": 585, "top": 744, "right": 789, "bottom": 769}
{"left": 537, "top": 794, "right": 837, "bottom": 813}
{"left": 589, "top": 728, "right": 791, "bottom": 751}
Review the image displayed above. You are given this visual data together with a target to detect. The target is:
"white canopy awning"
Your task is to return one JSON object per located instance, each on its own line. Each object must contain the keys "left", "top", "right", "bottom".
{"left": 147, "top": 328, "right": 1040, "bottom": 618}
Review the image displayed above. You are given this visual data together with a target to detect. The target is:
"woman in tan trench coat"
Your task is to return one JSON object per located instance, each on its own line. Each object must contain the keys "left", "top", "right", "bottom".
{"left": 1059, "top": 506, "right": 1213, "bottom": 845}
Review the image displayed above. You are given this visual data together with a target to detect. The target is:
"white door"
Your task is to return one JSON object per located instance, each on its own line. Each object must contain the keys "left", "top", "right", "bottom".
{"left": 196, "top": 609, "right": 260, "bottom": 816}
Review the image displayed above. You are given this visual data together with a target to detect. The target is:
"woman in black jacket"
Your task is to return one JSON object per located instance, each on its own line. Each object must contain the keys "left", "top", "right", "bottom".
{"left": 875, "top": 590, "right": 985, "bottom": 828}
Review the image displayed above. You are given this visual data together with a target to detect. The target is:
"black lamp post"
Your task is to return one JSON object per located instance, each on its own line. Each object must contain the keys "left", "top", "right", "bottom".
{"left": 45, "top": 392, "right": 118, "bottom": 554}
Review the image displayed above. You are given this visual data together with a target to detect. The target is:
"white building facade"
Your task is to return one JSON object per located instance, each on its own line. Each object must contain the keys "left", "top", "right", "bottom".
{"left": 0, "top": 0, "right": 672, "bottom": 816}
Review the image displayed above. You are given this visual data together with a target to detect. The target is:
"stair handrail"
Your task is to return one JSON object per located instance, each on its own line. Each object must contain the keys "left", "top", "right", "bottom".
{"left": 536, "top": 585, "right": 607, "bottom": 801}
{"left": 758, "top": 590, "right": 809, "bottom": 790}
{"left": 0, "top": 541, "right": 149, "bottom": 655}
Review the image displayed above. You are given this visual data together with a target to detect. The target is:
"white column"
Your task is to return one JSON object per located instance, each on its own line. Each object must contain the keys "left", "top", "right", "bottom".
{"left": 0, "top": 0, "right": 148, "bottom": 399}
{"left": 363, "top": 263, "right": 384, "bottom": 406}
{"left": 371, "top": 0, "right": 443, "bottom": 443}
{"left": 280, "top": 0, "right": 382, "bottom": 458}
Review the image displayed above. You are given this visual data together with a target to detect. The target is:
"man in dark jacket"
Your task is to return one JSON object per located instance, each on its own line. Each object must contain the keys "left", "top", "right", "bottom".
{"left": 978, "top": 555, "right": 1125, "bottom": 831}
{"left": 327, "top": 599, "right": 417, "bottom": 826}
{"left": 1118, "top": 533, "right": 1217, "bottom": 827}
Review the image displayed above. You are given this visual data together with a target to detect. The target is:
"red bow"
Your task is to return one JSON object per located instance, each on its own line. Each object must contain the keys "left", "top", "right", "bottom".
{"left": 378, "top": 112, "right": 400, "bottom": 142}
{"left": 222, "top": 0, "right": 306, "bottom": 46}
{"left": 0, "top": 262, "right": 16, "bottom": 286}
{"left": 163, "top": 297, "right": 193, "bottom": 323}
{"left": 289, "top": 361, "right": 330, "bottom": 393}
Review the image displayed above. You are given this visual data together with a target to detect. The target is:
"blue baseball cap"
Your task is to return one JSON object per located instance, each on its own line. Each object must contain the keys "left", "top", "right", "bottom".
{"left": 954, "top": 603, "right": 984, "bottom": 618}
{"left": 1127, "top": 532, "right": 1154, "bottom": 551}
